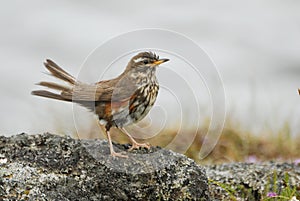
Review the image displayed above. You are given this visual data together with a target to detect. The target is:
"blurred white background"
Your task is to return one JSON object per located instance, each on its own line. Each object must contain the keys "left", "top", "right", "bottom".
{"left": 1, "top": 0, "right": 300, "bottom": 136}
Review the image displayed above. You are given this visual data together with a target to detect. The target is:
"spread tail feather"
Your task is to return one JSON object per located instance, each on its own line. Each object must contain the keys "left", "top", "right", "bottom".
{"left": 31, "top": 59, "right": 77, "bottom": 101}
{"left": 32, "top": 59, "right": 97, "bottom": 110}
{"left": 31, "top": 90, "right": 96, "bottom": 111}
{"left": 37, "top": 81, "right": 71, "bottom": 91}
{"left": 32, "top": 59, "right": 76, "bottom": 102}
{"left": 44, "top": 59, "right": 76, "bottom": 85}
{"left": 31, "top": 90, "right": 71, "bottom": 102}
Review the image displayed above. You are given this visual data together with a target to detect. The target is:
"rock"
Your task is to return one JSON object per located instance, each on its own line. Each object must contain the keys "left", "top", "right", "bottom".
{"left": 206, "top": 162, "right": 300, "bottom": 200}
{"left": 0, "top": 133, "right": 209, "bottom": 200}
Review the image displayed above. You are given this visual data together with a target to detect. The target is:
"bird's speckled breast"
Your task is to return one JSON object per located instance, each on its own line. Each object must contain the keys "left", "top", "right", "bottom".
{"left": 98, "top": 67, "right": 159, "bottom": 129}
{"left": 109, "top": 82, "right": 159, "bottom": 128}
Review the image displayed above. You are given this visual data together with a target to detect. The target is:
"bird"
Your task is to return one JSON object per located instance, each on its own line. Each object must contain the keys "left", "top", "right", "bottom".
{"left": 32, "top": 52, "right": 169, "bottom": 158}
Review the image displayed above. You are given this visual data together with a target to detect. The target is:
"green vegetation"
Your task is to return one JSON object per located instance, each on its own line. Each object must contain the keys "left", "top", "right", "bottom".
{"left": 209, "top": 171, "right": 300, "bottom": 201}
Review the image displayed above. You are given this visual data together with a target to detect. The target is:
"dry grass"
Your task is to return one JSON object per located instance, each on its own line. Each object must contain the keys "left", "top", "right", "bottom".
{"left": 74, "top": 120, "right": 300, "bottom": 165}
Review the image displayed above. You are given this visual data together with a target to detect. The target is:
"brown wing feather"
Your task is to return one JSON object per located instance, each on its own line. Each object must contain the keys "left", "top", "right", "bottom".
{"left": 63, "top": 75, "right": 138, "bottom": 103}
{"left": 95, "top": 75, "right": 138, "bottom": 102}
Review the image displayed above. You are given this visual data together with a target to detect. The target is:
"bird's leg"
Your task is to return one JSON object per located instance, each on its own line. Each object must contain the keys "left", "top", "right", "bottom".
{"left": 97, "top": 122, "right": 128, "bottom": 158}
{"left": 120, "top": 128, "right": 151, "bottom": 151}
{"left": 105, "top": 130, "right": 128, "bottom": 158}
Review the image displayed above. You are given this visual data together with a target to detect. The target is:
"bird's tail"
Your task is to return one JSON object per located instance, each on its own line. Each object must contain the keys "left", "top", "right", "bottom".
{"left": 31, "top": 59, "right": 77, "bottom": 102}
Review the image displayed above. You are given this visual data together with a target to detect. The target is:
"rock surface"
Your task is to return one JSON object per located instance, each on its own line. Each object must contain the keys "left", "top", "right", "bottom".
{"left": 0, "top": 133, "right": 209, "bottom": 201}
{"left": 206, "top": 162, "right": 300, "bottom": 200}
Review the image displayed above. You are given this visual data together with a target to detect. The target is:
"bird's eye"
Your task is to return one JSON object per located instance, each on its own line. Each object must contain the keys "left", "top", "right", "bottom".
{"left": 143, "top": 60, "right": 149, "bottom": 64}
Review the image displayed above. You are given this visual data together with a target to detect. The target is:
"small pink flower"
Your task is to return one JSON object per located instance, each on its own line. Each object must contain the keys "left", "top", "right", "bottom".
{"left": 267, "top": 192, "right": 277, "bottom": 197}
{"left": 294, "top": 158, "right": 300, "bottom": 165}
{"left": 246, "top": 155, "right": 258, "bottom": 163}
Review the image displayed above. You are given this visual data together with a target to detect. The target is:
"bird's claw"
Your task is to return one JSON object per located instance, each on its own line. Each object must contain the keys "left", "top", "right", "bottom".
{"left": 110, "top": 151, "right": 128, "bottom": 158}
{"left": 128, "top": 142, "right": 151, "bottom": 151}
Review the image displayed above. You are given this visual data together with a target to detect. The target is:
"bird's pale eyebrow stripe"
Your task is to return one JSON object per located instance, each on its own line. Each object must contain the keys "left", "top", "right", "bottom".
{"left": 134, "top": 57, "right": 146, "bottom": 63}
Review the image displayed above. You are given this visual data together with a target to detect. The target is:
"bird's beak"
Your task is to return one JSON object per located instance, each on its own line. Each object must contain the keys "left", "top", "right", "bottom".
{"left": 152, "top": 58, "right": 169, "bottom": 66}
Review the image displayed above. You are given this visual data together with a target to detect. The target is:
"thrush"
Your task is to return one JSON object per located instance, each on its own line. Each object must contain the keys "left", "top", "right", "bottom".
{"left": 32, "top": 52, "right": 169, "bottom": 157}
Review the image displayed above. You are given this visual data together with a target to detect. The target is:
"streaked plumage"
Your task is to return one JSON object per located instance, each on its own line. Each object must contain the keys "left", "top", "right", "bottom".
{"left": 32, "top": 52, "right": 169, "bottom": 157}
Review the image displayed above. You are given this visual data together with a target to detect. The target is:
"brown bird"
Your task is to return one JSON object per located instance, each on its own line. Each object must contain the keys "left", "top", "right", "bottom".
{"left": 32, "top": 52, "right": 169, "bottom": 157}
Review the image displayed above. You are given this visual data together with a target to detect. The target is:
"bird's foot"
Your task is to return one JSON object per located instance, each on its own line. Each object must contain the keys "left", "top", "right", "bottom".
{"left": 128, "top": 142, "right": 151, "bottom": 152}
{"left": 110, "top": 151, "right": 128, "bottom": 158}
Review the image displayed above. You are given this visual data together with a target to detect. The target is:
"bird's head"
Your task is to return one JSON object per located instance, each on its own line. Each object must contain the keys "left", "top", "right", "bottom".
{"left": 126, "top": 52, "right": 169, "bottom": 72}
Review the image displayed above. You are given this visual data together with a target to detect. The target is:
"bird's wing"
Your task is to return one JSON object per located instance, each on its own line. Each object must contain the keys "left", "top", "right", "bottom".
{"left": 61, "top": 77, "right": 138, "bottom": 103}
{"left": 97, "top": 77, "right": 139, "bottom": 102}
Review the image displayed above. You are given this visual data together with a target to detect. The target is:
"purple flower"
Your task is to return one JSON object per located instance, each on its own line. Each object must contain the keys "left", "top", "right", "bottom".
{"left": 294, "top": 158, "right": 300, "bottom": 165}
{"left": 246, "top": 155, "right": 258, "bottom": 163}
{"left": 267, "top": 192, "right": 277, "bottom": 197}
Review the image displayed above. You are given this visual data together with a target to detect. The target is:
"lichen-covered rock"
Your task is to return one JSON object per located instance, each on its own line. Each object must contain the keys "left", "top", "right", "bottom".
{"left": 0, "top": 133, "right": 209, "bottom": 200}
{"left": 206, "top": 162, "right": 300, "bottom": 200}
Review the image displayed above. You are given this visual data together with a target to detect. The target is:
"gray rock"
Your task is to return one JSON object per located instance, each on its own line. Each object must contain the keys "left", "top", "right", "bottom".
{"left": 0, "top": 133, "right": 209, "bottom": 201}
{"left": 206, "top": 162, "right": 300, "bottom": 200}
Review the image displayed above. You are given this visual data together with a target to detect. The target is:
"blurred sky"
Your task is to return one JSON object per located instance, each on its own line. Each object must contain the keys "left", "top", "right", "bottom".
{"left": 0, "top": 0, "right": 300, "bottom": 136}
